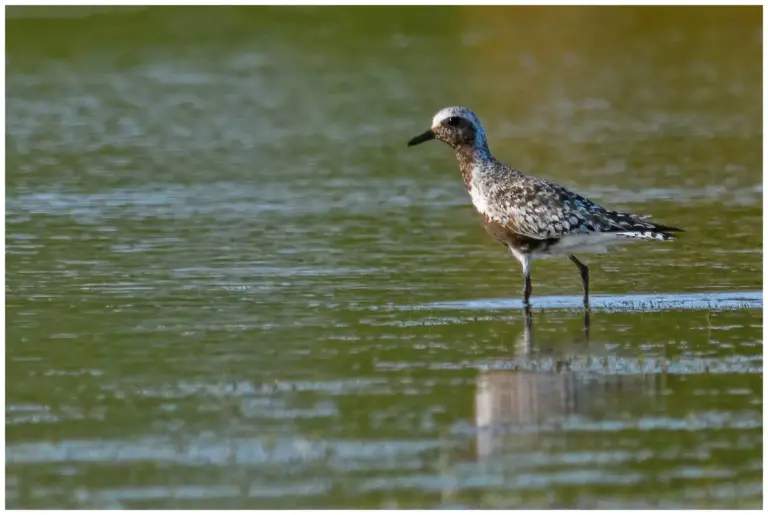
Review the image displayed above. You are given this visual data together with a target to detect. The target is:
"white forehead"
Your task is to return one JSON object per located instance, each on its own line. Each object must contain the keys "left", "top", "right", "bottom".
{"left": 431, "top": 106, "right": 482, "bottom": 128}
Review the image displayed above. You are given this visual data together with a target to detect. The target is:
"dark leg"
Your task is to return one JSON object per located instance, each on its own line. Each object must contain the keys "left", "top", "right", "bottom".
{"left": 509, "top": 247, "right": 532, "bottom": 308}
{"left": 569, "top": 255, "right": 589, "bottom": 308}
{"left": 521, "top": 254, "right": 532, "bottom": 307}
{"left": 523, "top": 271, "right": 532, "bottom": 307}
{"left": 524, "top": 302, "right": 533, "bottom": 331}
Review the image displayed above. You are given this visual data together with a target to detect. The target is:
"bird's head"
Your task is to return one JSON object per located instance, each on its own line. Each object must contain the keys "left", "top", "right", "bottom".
{"left": 407, "top": 106, "right": 489, "bottom": 151}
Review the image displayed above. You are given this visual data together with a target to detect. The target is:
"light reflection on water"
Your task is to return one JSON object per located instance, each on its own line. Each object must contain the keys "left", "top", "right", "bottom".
{"left": 427, "top": 290, "right": 763, "bottom": 312}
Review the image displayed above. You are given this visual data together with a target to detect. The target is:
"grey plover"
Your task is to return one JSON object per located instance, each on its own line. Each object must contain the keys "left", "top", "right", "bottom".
{"left": 407, "top": 106, "right": 682, "bottom": 308}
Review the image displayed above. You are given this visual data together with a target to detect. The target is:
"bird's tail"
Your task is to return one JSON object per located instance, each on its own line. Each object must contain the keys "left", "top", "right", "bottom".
{"left": 605, "top": 211, "right": 683, "bottom": 241}
{"left": 615, "top": 230, "right": 679, "bottom": 241}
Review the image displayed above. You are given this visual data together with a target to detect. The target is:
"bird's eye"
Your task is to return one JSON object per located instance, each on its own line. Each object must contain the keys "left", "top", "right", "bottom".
{"left": 445, "top": 116, "right": 462, "bottom": 127}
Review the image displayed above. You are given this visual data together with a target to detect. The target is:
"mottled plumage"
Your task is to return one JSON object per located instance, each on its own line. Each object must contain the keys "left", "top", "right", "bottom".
{"left": 408, "top": 106, "right": 682, "bottom": 307}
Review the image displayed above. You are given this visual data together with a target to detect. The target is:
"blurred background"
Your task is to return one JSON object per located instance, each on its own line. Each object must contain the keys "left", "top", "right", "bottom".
{"left": 5, "top": 6, "right": 762, "bottom": 509}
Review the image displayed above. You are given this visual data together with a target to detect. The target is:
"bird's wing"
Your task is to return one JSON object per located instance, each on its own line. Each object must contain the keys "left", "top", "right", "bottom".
{"left": 488, "top": 177, "right": 679, "bottom": 240}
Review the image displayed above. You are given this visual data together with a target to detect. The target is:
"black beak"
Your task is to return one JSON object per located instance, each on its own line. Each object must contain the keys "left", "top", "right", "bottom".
{"left": 407, "top": 129, "right": 435, "bottom": 147}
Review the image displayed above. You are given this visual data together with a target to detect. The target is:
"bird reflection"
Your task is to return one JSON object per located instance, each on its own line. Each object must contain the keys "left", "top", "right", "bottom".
{"left": 518, "top": 305, "right": 590, "bottom": 354}
{"left": 475, "top": 309, "right": 662, "bottom": 460}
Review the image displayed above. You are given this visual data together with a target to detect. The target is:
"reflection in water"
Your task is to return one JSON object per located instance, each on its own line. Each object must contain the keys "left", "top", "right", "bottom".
{"left": 517, "top": 306, "right": 589, "bottom": 355}
{"left": 476, "top": 310, "right": 663, "bottom": 459}
{"left": 475, "top": 372, "right": 665, "bottom": 459}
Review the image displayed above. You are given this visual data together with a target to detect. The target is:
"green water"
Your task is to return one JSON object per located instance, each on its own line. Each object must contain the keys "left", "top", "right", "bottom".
{"left": 5, "top": 6, "right": 762, "bottom": 509}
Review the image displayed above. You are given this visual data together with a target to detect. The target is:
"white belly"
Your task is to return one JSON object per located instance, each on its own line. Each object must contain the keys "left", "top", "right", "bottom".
{"left": 534, "top": 233, "right": 638, "bottom": 258}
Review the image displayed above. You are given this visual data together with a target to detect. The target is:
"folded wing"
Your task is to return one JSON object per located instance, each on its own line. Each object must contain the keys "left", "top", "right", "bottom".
{"left": 488, "top": 176, "right": 682, "bottom": 241}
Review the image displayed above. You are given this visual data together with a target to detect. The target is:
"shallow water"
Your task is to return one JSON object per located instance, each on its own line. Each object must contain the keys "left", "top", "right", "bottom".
{"left": 5, "top": 6, "right": 763, "bottom": 509}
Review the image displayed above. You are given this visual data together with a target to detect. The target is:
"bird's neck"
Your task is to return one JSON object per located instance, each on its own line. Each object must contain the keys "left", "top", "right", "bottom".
{"left": 455, "top": 143, "right": 494, "bottom": 190}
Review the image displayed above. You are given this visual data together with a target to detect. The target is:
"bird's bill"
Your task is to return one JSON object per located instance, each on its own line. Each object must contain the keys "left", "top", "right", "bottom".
{"left": 407, "top": 129, "right": 435, "bottom": 146}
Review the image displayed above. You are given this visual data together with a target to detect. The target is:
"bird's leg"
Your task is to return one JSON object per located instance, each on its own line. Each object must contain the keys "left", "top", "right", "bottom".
{"left": 522, "top": 255, "right": 532, "bottom": 307}
{"left": 509, "top": 247, "right": 533, "bottom": 309}
{"left": 569, "top": 255, "right": 589, "bottom": 308}
{"left": 524, "top": 302, "right": 533, "bottom": 332}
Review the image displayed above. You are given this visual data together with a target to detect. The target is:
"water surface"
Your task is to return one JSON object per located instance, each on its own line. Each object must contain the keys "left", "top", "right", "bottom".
{"left": 6, "top": 6, "right": 762, "bottom": 509}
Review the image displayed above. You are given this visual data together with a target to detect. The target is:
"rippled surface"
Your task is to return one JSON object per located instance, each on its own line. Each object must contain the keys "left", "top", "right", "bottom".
{"left": 6, "top": 6, "right": 762, "bottom": 509}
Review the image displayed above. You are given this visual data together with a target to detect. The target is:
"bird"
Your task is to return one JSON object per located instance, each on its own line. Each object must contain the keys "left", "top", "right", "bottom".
{"left": 407, "top": 106, "right": 682, "bottom": 309}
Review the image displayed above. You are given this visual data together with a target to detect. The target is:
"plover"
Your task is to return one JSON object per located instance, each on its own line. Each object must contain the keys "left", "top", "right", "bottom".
{"left": 407, "top": 106, "right": 682, "bottom": 308}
